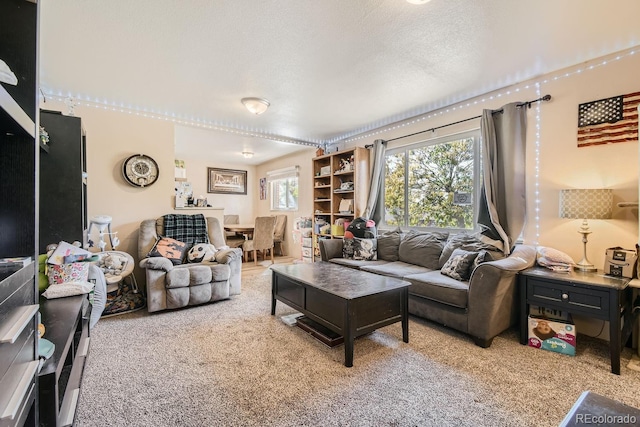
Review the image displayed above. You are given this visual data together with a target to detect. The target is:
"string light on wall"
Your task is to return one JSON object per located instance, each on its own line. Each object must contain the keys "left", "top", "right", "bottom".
{"left": 40, "top": 92, "right": 322, "bottom": 148}
{"left": 40, "top": 45, "right": 638, "bottom": 151}
{"left": 336, "top": 46, "right": 638, "bottom": 146}
{"left": 534, "top": 81, "right": 541, "bottom": 245}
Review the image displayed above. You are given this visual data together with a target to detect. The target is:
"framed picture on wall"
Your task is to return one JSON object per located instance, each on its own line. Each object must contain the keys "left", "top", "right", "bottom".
{"left": 259, "top": 177, "right": 267, "bottom": 200}
{"left": 207, "top": 167, "right": 247, "bottom": 195}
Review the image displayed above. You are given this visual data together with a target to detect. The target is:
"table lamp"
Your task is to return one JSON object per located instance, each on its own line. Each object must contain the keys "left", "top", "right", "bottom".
{"left": 559, "top": 189, "right": 613, "bottom": 272}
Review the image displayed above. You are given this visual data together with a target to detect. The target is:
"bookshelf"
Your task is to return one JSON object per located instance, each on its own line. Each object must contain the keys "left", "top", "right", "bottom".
{"left": 311, "top": 147, "right": 370, "bottom": 260}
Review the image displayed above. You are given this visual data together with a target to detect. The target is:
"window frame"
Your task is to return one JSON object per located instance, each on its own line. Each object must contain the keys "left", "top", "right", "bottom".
{"left": 268, "top": 166, "right": 299, "bottom": 211}
{"left": 380, "top": 129, "right": 481, "bottom": 233}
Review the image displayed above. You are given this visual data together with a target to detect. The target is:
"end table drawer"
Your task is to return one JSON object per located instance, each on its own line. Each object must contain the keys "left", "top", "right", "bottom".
{"left": 527, "top": 279, "right": 609, "bottom": 316}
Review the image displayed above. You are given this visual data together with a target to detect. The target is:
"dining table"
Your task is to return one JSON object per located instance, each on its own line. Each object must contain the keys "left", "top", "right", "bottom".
{"left": 223, "top": 223, "right": 255, "bottom": 240}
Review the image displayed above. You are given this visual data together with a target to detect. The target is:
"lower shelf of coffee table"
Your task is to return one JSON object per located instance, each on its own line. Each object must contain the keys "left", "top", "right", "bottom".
{"left": 295, "top": 316, "right": 344, "bottom": 347}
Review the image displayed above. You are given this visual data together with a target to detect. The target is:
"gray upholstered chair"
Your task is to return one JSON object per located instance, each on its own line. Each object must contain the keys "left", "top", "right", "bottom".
{"left": 272, "top": 214, "right": 287, "bottom": 256}
{"left": 138, "top": 216, "right": 242, "bottom": 313}
{"left": 243, "top": 216, "right": 276, "bottom": 264}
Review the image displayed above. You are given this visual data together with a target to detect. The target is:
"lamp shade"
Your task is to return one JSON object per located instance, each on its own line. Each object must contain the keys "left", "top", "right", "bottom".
{"left": 559, "top": 189, "right": 613, "bottom": 219}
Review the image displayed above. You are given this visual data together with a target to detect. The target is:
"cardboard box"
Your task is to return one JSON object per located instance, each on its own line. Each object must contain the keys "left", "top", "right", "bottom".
{"left": 604, "top": 247, "right": 637, "bottom": 278}
{"left": 528, "top": 315, "right": 576, "bottom": 356}
{"left": 338, "top": 199, "right": 353, "bottom": 213}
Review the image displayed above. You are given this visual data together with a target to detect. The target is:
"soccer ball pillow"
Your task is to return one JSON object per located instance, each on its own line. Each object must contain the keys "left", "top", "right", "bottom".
{"left": 187, "top": 243, "right": 218, "bottom": 263}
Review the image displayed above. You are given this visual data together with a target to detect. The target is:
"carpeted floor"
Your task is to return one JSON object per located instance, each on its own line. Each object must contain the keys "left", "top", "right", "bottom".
{"left": 75, "top": 270, "right": 640, "bottom": 427}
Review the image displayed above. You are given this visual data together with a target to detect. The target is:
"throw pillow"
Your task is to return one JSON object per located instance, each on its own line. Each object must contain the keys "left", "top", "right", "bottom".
{"left": 376, "top": 227, "right": 402, "bottom": 261}
{"left": 470, "top": 249, "right": 498, "bottom": 273}
{"left": 47, "top": 262, "right": 90, "bottom": 286}
{"left": 352, "top": 238, "right": 377, "bottom": 261}
{"left": 43, "top": 262, "right": 94, "bottom": 300}
{"left": 187, "top": 243, "right": 218, "bottom": 263}
{"left": 42, "top": 282, "right": 94, "bottom": 299}
{"left": 343, "top": 238, "right": 356, "bottom": 259}
{"left": 439, "top": 233, "right": 503, "bottom": 268}
{"left": 536, "top": 246, "right": 575, "bottom": 265}
{"left": 441, "top": 248, "right": 479, "bottom": 281}
{"left": 148, "top": 236, "right": 190, "bottom": 265}
{"left": 398, "top": 230, "right": 448, "bottom": 269}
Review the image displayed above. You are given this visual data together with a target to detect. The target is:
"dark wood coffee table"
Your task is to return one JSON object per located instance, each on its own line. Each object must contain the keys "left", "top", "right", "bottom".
{"left": 271, "top": 263, "right": 410, "bottom": 367}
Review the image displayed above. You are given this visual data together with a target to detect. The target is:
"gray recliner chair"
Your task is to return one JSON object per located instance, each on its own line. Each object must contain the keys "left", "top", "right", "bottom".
{"left": 138, "top": 216, "right": 242, "bottom": 313}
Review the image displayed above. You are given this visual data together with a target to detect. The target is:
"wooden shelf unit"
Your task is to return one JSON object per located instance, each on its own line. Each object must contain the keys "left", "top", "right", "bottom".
{"left": 311, "top": 147, "right": 370, "bottom": 260}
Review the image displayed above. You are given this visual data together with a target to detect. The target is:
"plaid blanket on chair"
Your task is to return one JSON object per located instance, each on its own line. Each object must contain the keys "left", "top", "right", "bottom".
{"left": 162, "top": 214, "right": 209, "bottom": 245}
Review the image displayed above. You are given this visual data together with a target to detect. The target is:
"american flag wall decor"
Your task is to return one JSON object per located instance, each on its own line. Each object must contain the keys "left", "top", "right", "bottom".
{"left": 577, "top": 91, "right": 640, "bottom": 147}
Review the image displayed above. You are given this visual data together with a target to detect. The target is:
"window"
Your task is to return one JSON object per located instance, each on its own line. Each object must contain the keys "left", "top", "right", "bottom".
{"left": 381, "top": 130, "right": 480, "bottom": 231}
{"left": 268, "top": 166, "right": 299, "bottom": 211}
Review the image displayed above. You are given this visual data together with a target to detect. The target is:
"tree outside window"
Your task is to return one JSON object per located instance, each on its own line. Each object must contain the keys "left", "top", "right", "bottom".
{"left": 383, "top": 133, "right": 478, "bottom": 230}
{"left": 270, "top": 176, "right": 298, "bottom": 211}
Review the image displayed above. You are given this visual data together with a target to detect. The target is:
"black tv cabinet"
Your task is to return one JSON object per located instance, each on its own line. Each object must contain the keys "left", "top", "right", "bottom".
{"left": 38, "top": 295, "right": 91, "bottom": 427}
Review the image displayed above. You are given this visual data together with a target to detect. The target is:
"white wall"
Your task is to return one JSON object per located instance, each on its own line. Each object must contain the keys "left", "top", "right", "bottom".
{"left": 174, "top": 125, "right": 255, "bottom": 222}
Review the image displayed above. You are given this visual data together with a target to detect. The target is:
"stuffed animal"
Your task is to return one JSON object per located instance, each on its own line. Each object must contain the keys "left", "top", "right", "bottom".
{"left": 101, "top": 253, "right": 127, "bottom": 274}
{"left": 187, "top": 243, "right": 218, "bottom": 263}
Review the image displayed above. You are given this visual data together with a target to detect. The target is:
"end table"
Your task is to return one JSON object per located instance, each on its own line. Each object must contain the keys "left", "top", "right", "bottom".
{"left": 519, "top": 267, "right": 635, "bottom": 375}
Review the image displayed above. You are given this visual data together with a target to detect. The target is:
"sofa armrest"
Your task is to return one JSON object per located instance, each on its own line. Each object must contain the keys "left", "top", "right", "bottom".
{"left": 466, "top": 245, "right": 536, "bottom": 341}
{"left": 139, "top": 257, "right": 174, "bottom": 272}
{"left": 319, "top": 239, "right": 344, "bottom": 261}
{"left": 214, "top": 248, "right": 243, "bottom": 264}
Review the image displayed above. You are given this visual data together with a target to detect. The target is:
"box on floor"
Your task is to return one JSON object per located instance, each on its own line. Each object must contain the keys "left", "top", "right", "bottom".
{"left": 528, "top": 305, "right": 576, "bottom": 356}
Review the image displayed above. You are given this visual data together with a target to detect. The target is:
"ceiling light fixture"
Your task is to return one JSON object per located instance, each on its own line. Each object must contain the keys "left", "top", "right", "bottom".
{"left": 241, "top": 97, "right": 270, "bottom": 115}
{"left": 242, "top": 151, "right": 254, "bottom": 158}
{"left": 406, "top": 0, "right": 431, "bottom": 4}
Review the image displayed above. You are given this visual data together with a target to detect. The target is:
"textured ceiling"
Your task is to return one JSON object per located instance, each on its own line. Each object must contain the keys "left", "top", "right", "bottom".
{"left": 39, "top": 0, "right": 640, "bottom": 158}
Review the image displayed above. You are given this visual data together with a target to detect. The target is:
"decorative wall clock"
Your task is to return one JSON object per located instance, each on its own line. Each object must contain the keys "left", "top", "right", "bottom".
{"left": 122, "top": 154, "right": 159, "bottom": 187}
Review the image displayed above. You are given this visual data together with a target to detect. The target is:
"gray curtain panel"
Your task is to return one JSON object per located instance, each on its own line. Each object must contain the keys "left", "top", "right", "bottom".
{"left": 478, "top": 102, "right": 527, "bottom": 255}
{"left": 363, "top": 139, "right": 387, "bottom": 224}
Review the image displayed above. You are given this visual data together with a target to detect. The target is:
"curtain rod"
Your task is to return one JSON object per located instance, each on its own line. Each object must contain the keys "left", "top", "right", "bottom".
{"left": 365, "top": 94, "right": 552, "bottom": 148}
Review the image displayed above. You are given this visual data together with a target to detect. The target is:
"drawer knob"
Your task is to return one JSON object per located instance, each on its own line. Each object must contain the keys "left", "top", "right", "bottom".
{"left": 562, "top": 293, "right": 569, "bottom": 300}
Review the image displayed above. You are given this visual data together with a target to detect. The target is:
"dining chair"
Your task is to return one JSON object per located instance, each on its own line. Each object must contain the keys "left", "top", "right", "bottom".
{"left": 243, "top": 216, "right": 276, "bottom": 264}
{"left": 223, "top": 215, "right": 244, "bottom": 248}
{"left": 273, "top": 214, "right": 287, "bottom": 256}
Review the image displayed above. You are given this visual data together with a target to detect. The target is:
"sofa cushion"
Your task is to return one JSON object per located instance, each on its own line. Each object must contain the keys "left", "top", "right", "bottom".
{"left": 360, "top": 261, "right": 432, "bottom": 278}
{"left": 148, "top": 236, "right": 190, "bottom": 265}
{"left": 439, "top": 233, "right": 503, "bottom": 268}
{"left": 405, "top": 270, "right": 469, "bottom": 309}
{"left": 398, "top": 230, "right": 448, "bottom": 269}
{"left": 441, "top": 248, "right": 479, "bottom": 281}
{"left": 377, "top": 227, "right": 402, "bottom": 261}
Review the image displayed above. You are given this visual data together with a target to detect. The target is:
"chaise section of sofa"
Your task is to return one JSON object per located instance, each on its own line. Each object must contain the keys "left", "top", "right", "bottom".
{"left": 319, "top": 231, "right": 536, "bottom": 347}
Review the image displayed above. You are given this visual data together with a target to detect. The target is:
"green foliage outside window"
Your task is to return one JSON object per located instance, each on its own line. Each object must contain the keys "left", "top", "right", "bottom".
{"left": 384, "top": 137, "right": 475, "bottom": 229}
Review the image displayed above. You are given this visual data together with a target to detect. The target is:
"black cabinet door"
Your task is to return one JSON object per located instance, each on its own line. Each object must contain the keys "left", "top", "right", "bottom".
{"left": 39, "top": 110, "right": 87, "bottom": 253}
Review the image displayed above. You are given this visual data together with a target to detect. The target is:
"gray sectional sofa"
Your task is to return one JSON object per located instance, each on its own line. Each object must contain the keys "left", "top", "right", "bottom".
{"left": 319, "top": 229, "right": 536, "bottom": 347}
